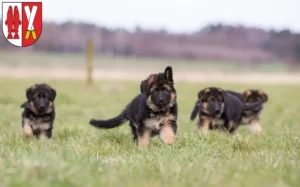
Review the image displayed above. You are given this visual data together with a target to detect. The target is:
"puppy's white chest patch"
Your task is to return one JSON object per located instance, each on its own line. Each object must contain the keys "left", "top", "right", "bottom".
{"left": 24, "top": 118, "right": 51, "bottom": 131}
{"left": 32, "top": 122, "right": 51, "bottom": 131}
{"left": 145, "top": 117, "right": 165, "bottom": 130}
{"left": 212, "top": 118, "right": 224, "bottom": 127}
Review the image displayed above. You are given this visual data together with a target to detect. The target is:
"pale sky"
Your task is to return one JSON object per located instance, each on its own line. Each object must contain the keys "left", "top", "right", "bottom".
{"left": 3, "top": 0, "right": 300, "bottom": 33}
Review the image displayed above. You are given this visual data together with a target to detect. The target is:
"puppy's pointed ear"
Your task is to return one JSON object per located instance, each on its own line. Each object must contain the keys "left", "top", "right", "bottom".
{"left": 143, "top": 74, "right": 155, "bottom": 94}
{"left": 242, "top": 89, "right": 251, "bottom": 102}
{"left": 164, "top": 66, "right": 173, "bottom": 84}
{"left": 198, "top": 88, "right": 210, "bottom": 100}
{"left": 50, "top": 88, "right": 57, "bottom": 101}
{"left": 217, "top": 88, "right": 227, "bottom": 101}
{"left": 198, "top": 90, "right": 204, "bottom": 100}
{"left": 26, "top": 87, "right": 34, "bottom": 101}
{"left": 140, "top": 79, "right": 148, "bottom": 93}
{"left": 258, "top": 90, "right": 268, "bottom": 102}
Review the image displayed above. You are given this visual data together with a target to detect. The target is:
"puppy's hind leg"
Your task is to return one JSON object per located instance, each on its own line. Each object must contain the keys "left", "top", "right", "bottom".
{"left": 129, "top": 122, "right": 138, "bottom": 142}
{"left": 227, "top": 120, "right": 237, "bottom": 134}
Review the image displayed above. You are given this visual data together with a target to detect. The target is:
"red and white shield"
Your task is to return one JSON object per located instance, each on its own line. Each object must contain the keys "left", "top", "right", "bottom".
{"left": 2, "top": 2, "right": 42, "bottom": 47}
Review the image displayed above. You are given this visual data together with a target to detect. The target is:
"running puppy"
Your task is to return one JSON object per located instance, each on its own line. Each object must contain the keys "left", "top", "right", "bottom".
{"left": 226, "top": 89, "right": 268, "bottom": 134}
{"left": 190, "top": 87, "right": 264, "bottom": 134}
{"left": 21, "top": 83, "right": 56, "bottom": 139}
{"left": 90, "top": 66, "right": 178, "bottom": 148}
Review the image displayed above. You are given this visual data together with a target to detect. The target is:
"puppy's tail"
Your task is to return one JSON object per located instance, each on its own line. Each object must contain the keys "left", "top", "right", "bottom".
{"left": 242, "top": 100, "right": 264, "bottom": 111}
{"left": 190, "top": 100, "right": 202, "bottom": 121}
{"left": 89, "top": 110, "right": 127, "bottom": 129}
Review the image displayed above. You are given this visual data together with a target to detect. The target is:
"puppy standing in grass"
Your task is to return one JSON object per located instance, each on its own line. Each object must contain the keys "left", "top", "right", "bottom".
{"left": 89, "top": 66, "right": 178, "bottom": 148}
{"left": 190, "top": 87, "right": 265, "bottom": 134}
{"left": 226, "top": 89, "right": 268, "bottom": 134}
{"left": 21, "top": 83, "right": 56, "bottom": 140}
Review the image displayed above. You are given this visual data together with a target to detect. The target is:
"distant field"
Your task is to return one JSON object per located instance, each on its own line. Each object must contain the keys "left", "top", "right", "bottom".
{"left": 0, "top": 51, "right": 292, "bottom": 73}
{"left": 0, "top": 78, "right": 299, "bottom": 187}
{"left": 2, "top": 51, "right": 300, "bottom": 84}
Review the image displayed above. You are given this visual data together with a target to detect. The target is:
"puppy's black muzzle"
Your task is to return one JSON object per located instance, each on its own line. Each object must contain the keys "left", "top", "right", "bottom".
{"left": 38, "top": 99, "right": 46, "bottom": 112}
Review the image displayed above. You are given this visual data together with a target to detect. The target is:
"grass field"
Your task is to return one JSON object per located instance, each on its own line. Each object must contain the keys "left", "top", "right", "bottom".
{"left": 0, "top": 78, "right": 299, "bottom": 187}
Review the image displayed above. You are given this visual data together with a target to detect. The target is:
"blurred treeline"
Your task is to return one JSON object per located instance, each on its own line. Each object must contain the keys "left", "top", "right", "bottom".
{"left": 1, "top": 22, "right": 300, "bottom": 64}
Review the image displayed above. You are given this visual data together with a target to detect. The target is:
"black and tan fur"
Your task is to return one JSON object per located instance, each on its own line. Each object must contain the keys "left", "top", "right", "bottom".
{"left": 21, "top": 83, "right": 56, "bottom": 140}
{"left": 90, "top": 66, "right": 178, "bottom": 148}
{"left": 190, "top": 87, "right": 265, "bottom": 134}
{"left": 226, "top": 89, "right": 268, "bottom": 134}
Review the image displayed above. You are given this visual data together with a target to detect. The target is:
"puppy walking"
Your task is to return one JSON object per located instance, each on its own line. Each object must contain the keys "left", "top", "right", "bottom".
{"left": 21, "top": 83, "right": 56, "bottom": 140}
{"left": 226, "top": 89, "right": 268, "bottom": 134}
{"left": 89, "top": 66, "right": 178, "bottom": 148}
{"left": 190, "top": 87, "right": 265, "bottom": 134}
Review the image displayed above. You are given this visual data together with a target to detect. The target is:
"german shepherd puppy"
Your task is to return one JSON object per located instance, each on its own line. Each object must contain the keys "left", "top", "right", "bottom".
{"left": 89, "top": 66, "right": 178, "bottom": 148}
{"left": 21, "top": 83, "right": 56, "bottom": 140}
{"left": 190, "top": 87, "right": 265, "bottom": 134}
{"left": 226, "top": 89, "right": 268, "bottom": 134}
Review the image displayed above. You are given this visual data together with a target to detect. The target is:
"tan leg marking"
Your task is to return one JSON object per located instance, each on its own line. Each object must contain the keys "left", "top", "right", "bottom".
{"left": 160, "top": 123, "right": 175, "bottom": 145}
{"left": 228, "top": 120, "right": 234, "bottom": 131}
{"left": 198, "top": 117, "right": 210, "bottom": 135}
{"left": 137, "top": 129, "right": 151, "bottom": 148}
{"left": 249, "top": 120, "right": 262, "bottom": 134}
{"left": 39, "top": 132, "right": 49, "bottom": 140}
{"left": 23, "top": 119, "right": 33, "bottom": 137}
